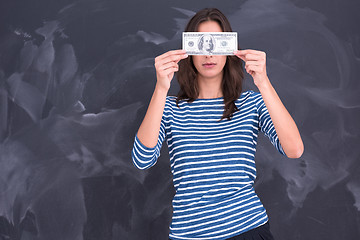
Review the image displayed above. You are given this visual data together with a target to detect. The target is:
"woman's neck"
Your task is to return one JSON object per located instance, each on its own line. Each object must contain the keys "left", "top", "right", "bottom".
{"left": 197, "top": 74, "right": 223, "bottom": 99}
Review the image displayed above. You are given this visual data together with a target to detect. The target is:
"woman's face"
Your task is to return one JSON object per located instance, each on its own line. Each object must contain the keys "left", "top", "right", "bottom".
{"left": 192, "top": 21, "right": 227, "bottom": 80}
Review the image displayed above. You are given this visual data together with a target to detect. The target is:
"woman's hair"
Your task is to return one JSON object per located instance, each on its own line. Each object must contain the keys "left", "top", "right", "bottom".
{"left": 176, "top": 8, "right": 244, "bottom": 121}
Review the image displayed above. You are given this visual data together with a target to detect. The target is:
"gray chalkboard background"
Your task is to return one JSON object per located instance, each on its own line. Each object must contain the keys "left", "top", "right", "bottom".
{"left": 0, "top": 0, "right": 359, "bottom": 239}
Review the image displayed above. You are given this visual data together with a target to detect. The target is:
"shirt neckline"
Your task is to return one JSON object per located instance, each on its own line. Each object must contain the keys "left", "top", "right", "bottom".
{"left": 194, "top": 96, "right": 224, "bottom": 100}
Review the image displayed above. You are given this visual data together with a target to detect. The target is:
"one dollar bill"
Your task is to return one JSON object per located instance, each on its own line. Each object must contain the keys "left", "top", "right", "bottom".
{"left": 183, "top": 32, "right": 237, "bottom": 55}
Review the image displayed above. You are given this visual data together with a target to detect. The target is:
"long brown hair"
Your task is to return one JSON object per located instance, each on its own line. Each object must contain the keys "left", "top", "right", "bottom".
{"left": 176, "top": 8, "right": 244, "bottom": 121}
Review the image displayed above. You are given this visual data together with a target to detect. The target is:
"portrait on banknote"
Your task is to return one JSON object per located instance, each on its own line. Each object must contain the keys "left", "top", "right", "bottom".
{"left": 198, "top": 34, "right": 215, "bottom": 54}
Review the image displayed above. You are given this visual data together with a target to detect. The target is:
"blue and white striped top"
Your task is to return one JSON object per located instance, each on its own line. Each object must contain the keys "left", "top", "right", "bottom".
{"left": 132, "top": 90, "right": 286, "bottom": 240}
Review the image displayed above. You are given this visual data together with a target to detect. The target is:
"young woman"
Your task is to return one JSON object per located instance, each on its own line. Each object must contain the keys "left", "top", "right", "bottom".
{"left": 132, "top": 8, "right": 303, "bottom": 240}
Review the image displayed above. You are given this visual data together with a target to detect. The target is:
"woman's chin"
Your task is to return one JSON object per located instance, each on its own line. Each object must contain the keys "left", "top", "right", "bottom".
{"left": 198, "top": 71, "right": 222, "bottom": 80}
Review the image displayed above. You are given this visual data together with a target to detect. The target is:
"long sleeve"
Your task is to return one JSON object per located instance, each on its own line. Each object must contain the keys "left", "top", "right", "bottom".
{"left": 131, "top": 101, "right": 168, "bottom": 170}
{"left": 253, "top": 92, "right": 286, "bottom": 156}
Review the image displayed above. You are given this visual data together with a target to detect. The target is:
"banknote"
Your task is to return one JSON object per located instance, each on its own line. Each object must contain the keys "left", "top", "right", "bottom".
{"left": 182, "top": 32, "right": 237, "bottom": 55}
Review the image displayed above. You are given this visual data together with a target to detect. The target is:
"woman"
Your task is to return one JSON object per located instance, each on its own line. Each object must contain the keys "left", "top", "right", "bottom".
{"left": 132, "top": 8, "right": 303, "bottom": 240}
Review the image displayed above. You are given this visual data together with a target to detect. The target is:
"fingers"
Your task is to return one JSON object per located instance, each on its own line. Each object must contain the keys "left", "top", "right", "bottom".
{"left": 245, "top": 64, "right": 262, "bottom": 73}
{"left": 234, "top": 49, "right": 263, "bottom": 56}
{"left": 235, "top": 49, "right": 266, "bottom": 73}
{"left": 244, "top": 60, "right": 261, "bottom": 67}
{"left": 234, "top": 49, "right": 266, "bottom": 62}
{"left": 234, "top": 49, "right": 267, "bottom": 77}
{"left": 155, "top": 50, "right": 188, "bottom": 85}
{"left": 241, "top": 54, "right": 262, "bottom": 61}
{"left": 162, "top": 66, "right": 179, "bottom": 77}
{"left": 155, "top": 50, "right": 187, "bottom": 71}
{"left": 155, "top": 49, "right": 187, "bottom": 62}
{"left": 158, "top": 61, "right": 179, "bottom": 72}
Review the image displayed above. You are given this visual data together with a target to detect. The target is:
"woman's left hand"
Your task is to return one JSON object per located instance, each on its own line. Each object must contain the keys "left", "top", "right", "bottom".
{"left": 234, "top": 49, "right": 269, "bottom": 87}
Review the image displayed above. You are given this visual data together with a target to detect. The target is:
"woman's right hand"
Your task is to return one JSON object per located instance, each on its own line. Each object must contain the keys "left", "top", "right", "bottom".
{"left": 154, "top": 49, "right": 188, "bottom": 92}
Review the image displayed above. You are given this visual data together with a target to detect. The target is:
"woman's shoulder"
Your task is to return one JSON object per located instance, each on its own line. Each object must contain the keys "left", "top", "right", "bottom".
{"left": 238, "top": 90, "right": 257, "bottom": 101}
{"left": 165, "top": 95, "right": 178, "bottom": 108}
{"left": 235, "top": 90, "right": 262, "bottom": 108}
{"left": 166, "top": 95, "right": 177, "bottom": 100}
{"left": 166, "top": 95, "right": 177, "bottom": 103}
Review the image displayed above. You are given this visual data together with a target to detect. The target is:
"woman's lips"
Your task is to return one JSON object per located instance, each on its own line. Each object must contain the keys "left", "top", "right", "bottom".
{"left": 202, "top": 62, "right": 217, "bottom": 68}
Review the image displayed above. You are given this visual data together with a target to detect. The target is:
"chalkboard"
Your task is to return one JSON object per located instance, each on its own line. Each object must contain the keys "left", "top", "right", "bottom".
{"left": 0, "top": 0, "right": 359, "bottom": 239}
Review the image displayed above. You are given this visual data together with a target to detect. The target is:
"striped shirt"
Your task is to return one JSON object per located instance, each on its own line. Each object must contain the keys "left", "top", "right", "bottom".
{"left": 132, "top": 90, "right": 286, "bottom": 240}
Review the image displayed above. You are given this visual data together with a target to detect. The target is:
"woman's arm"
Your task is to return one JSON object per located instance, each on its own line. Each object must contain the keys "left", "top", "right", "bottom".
{"left": 132, "top": 85, "right": 168, "bottom": 169}
{"left": 235, "top": 49, "right": 304, "bottom": 158}
{"left": 137, "top": 49, "right": 188, "bottom": 148}
{"left": 137, "top": 86, "right": 168, "bottom": 148}
{"left": 256, "top": 77, "right": 304, "bottom": 158}
{"left": 132, "top": 50, "right": 188, "bottom": 169}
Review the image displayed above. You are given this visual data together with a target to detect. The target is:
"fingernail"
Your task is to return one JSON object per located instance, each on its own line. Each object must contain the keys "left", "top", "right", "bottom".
{"left": 184, "top": 54, "right": 188, "bottom": 58}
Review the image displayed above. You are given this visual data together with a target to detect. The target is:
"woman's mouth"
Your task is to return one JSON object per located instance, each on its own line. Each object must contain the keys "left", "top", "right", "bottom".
{"left": 202, "top": 62, "right": 217, "bottom": 68}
